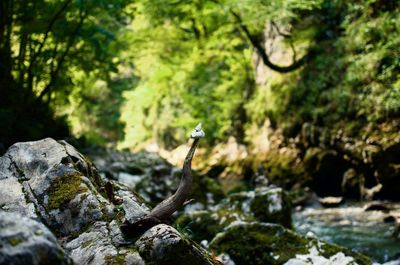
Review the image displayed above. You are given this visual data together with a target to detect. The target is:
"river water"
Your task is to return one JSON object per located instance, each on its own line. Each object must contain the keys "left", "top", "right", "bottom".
{"left": 293, "top": 202, "right": 400, "bottom": 263}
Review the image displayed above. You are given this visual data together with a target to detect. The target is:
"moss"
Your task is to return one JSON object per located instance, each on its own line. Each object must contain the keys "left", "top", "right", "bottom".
{"left": 47, "top": 171, "right": 87, "bottom": 209}
{"left": 189, "top": 172, "right": 225, "bottom": 205}
{"left": 82, "top": 240, "right": 92, "bottom": 248}
{"left": 153, "top": 235, "right": 219, "bottom": 265}
{"left": 175, "top": 211, "right": 224, "bottom": 242}
{"left": 104, "top": 254, "right": 126, "bottom": 265}
{"left": 210, "top": 223, "right": 307, "bottom": 265}
{"left": 175, "top": 188, "right": 292, "bottom": 244}
{"left": 249, "top": 189, "right": 292, "bottom": 228}
{"left": 320, "top": 243, "right": 372, "bottom": 265}
{"left": 209, "top": 223, "right": 371, "bottom": 265}
{"left": 8, "top": 237, "right": 23, "bottom": 246}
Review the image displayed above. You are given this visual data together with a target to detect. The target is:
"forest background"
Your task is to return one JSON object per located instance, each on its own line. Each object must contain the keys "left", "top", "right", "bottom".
{"left": 1, "top": 0, "right": 399, "bottom": 197}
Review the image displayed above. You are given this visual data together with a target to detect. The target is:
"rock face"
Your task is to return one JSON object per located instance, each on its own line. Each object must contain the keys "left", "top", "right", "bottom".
{"left": 300, "top": 124, "right": 400, "bottom": 200}
{"left": 0, "top": 211, "right": 72, "bottom": 265}
{"left": 0, "top": 138, "right": 219, "bottom": 265}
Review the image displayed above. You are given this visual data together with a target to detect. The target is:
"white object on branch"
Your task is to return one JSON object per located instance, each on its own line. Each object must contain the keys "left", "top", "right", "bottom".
{"left": 190, "top": 123, "right": 205, "bottom": 139}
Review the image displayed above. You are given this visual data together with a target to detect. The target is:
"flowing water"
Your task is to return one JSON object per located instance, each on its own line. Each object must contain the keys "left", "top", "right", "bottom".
{"left": 293, "top": 202, "right": 400, "bottom": 263}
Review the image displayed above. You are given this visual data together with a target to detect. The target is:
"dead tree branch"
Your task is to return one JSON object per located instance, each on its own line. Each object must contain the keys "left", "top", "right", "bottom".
{"left": 120, "top": 124, "right": 205, "bottom": 238}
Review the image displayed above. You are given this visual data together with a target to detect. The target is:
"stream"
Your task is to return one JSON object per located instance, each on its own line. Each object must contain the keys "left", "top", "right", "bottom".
{"left": 293, "top": 202, "right": 400, "bottom": 263}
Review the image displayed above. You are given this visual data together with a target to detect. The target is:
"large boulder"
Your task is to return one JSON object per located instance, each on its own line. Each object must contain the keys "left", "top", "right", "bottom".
{"left": 175, "top": 186, "right": 292, "bottom": 242}
{"left": 0, "top": 138, "right": 220, "bottom": 265}
{"left": 0, "top": 211, "right": 72, "bottom": 265}
{"left": 209, "top": 222, "right": 371, "bottom": 265}
{"left": 135, "top": 224, "right": 217, "bottom": 265}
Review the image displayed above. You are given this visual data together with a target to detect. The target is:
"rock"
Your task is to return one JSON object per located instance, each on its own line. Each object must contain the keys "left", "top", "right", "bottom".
{"left": 65, "top": 221, "right": 144, "bottom": 265}
{"left": 209, "top": 222, "right": 371, "bottom": 265}
{"left": 373, "top": 142, "right": 400, "bottom": 200}
{"left": 383, "top": 215, "right": 396, "bottom": 223}
{"left": 135, "top": 224, "right": 221, "bottom": 265}
{"left": 341, "top": 168, "right": 364, "bottom": 199}
{"left": 0, "top": 211, "right": 72, "bottom": 265}
{"left": 0, "top": 138, "right": 114, "bottom": 236}
{"left": 363, "top": 202, "right": 390, "bottom": 212}
{"left": 175, "top": 186, "right": 292, "bottom": 242}
{"left": 87, "top": 148, "right": 224, "bottom": 209}
{"left": 318, "top": 197, "right": 344, "bottom": 208}
{"left": 0, "top": 138, "right": 220, "bottom": 265}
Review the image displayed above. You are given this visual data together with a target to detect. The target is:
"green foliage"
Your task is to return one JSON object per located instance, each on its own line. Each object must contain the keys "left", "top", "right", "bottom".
{"left": 249, "top": 0, "right": 400, "bottom": 138}
{"left": 119, "top": 1, "right": 258, "bottom": 148}
{"left": 0, "top": 0, "right": 134, "bottom": 146}
{"left": 2, "top": 0, "right": 399, "bottom": 151}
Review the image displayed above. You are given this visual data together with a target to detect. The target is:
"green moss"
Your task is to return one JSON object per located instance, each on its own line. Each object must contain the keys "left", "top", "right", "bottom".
{"left": 150, "top": 235, "right": 219, "bottom": 265}
{"left": 175, "top": 211, "right": 224, "bottom": 242}
{"left": 8, "top": 237, "right": 23, "bottom": 246}
{"left": 320, "top": 243, "right": 372, "bottom": 265}
{"left": 82, "top": 240, "right": 93, "bottom": 248}
{"left": 48, "top": 171, "right": 87, "bottom": 209}
{"left": 104, "top": 254, "right": 126, "bottom": 265}
{"left": 249, "top": 189, "right": 292, "bottom": 228}
{"left": 209, "top": 223, "right": 371, "bottom": 265}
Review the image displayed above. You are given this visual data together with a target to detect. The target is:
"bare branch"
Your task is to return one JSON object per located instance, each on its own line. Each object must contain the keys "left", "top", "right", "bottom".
{"left": 120, "top": 124, "right": 205, "bottom": 237}
{"left": 231, "top": 10, "right": 308, "bottom": 73}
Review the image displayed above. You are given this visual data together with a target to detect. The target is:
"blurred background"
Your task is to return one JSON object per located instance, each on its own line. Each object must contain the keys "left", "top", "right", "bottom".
{"left": 1, "top": 0, "right": 400, "bottom": 262}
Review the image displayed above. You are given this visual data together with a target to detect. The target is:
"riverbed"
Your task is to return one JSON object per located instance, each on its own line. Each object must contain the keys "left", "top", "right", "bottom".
{"left": 293, "top": 202, "right": 400, "bottom": 263}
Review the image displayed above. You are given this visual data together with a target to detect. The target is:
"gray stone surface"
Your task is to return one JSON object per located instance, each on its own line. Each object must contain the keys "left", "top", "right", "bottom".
{"left": 0, "top": 138, "right": 221, "bottom": 265}
{"left": 0, "top": 211, "right": 72, "bottom": 265}
{"left": 65, "top": 221, "right": 144, "bottom": 265}
{"left": 0, "top": 138, "right": 113, "bottom": 236}
{"left": 135, "top": 224, "right": 219, "bottom": 265}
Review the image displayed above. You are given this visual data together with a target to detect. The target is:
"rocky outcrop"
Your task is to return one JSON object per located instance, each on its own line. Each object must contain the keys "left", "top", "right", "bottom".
{"left": 300, "top": 124, "right": 400, "bottom": 200}
{"left": 0, "top": 138, "right": 220, "bottom": 265}
{"left": 0, "top": 138, "right": 376, "bottom": 265}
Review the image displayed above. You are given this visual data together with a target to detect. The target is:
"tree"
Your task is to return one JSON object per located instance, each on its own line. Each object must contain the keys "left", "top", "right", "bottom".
{"left": 0, "top": 0, "right": 133, "bottom": 147}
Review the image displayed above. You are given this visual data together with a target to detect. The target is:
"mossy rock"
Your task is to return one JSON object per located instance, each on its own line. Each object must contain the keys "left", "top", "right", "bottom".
{"left": 176, "top": 208, "right": 252, "bottom": 243}
{"left": 135, "top": 224, "right": 220, "bottom": 265}
{"left": 209, "top": 222, "right": 372, "bottom": 265}
{"left": 175, "top": 186, "right": 292, "bottom": 243}
{"left": 214, "top": 187, "right": 292, "bottom": 228}
{"left": 47, "top": 171, "right": 88, "bottom": 209}
{"left": 249, "top": 187, "right": 292, "bottom": 228}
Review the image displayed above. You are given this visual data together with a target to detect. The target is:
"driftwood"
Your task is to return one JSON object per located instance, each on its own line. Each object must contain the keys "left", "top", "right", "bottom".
{"left": 120, "top": 124, "right": 205, "bottom": 238}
